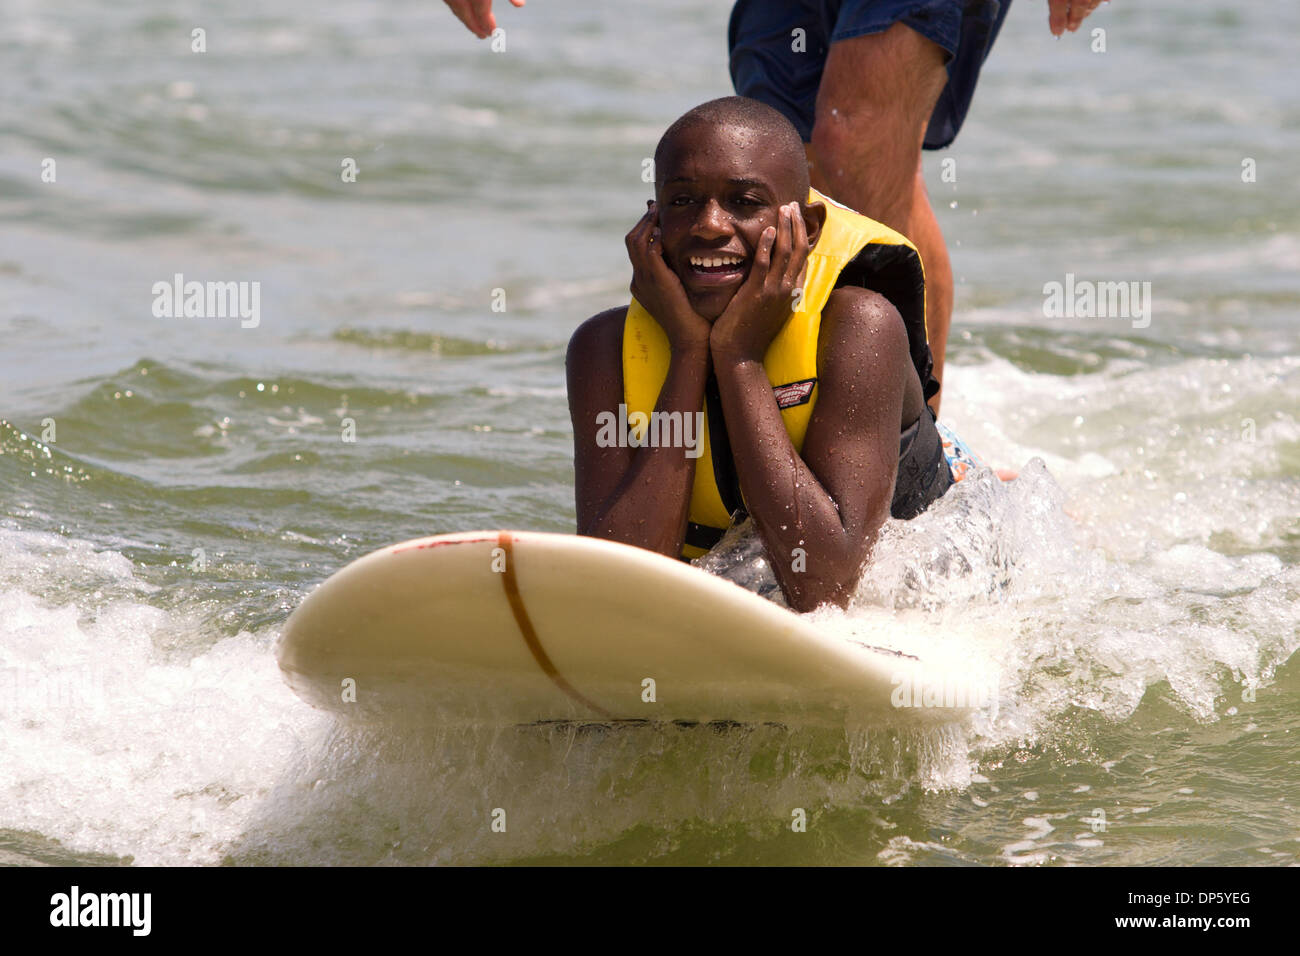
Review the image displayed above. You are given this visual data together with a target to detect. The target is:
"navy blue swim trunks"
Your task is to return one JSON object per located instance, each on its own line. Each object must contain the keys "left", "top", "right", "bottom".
{"left": 728, "top": 0, "right": 1012, "bottom": 150}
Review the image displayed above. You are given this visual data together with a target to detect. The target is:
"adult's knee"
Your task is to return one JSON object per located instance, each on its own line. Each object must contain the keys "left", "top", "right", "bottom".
{"left": 810, "top": 104, "right": 917, "bottom": 222}
{"left": 810, "top": 102, "right": 887, "bottom": 167}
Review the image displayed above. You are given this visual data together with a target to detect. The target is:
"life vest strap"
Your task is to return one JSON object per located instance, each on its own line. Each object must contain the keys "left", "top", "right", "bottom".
{"left": 703, "top": 372, "right": 747, "bottom": 521}
{"left": 685, "top": 521, "right": 725, "bottom": 552}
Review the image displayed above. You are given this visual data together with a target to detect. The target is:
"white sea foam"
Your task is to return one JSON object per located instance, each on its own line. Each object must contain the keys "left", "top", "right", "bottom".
{"left": 698, "top": 352, "right": 1300, "bottom": 793}
{"left": 0, "top": 529, "right": 325, "bottom": 866}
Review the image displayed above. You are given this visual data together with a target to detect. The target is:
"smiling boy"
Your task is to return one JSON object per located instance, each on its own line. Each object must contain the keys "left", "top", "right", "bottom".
{"left": 566, "top": 96, "right": 953, "bottom": 612}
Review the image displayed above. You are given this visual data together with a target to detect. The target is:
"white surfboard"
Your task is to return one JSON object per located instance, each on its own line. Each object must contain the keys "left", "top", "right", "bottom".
{"left": 277, "top": 530, "right": 989, "bottom": 727}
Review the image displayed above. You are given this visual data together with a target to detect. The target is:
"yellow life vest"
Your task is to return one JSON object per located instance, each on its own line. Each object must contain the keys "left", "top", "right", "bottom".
{"left": 622, "top": 187, "right": 931, "bottom": 559}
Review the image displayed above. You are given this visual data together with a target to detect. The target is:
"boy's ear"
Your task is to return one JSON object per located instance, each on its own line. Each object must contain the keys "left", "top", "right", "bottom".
{"left": 801, "top": 200, "right": 827, "bottom": 249}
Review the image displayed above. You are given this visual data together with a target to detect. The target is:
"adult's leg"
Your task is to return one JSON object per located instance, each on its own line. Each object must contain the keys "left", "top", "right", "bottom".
{"left": 807, "top": 21, "right": 951, "bottom": 413}
{"left": 905, "top": 160, "right": 952, "bottom": 414}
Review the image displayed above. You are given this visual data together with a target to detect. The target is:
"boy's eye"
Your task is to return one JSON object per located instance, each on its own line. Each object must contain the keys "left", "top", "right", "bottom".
{"left": 663, "top": 194, "right": 766, "bottom": 212}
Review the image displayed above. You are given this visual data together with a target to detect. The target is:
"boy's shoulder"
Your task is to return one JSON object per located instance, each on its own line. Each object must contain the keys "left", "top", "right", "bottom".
{"left": 566, "top": 306, "right": 627, "bottom": 368}
{"left": 817, "top": 285, "right": 921, "bottom": 427}
{"left": 820, "top": 285, "right": 907, "bottom": 356}
{"left": 572, "top": 305, "right": 627, "bottom": 337}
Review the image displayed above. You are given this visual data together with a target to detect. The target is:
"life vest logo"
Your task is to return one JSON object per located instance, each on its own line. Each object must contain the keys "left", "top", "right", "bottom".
{"left": 772, "top": 378, "right": 816, "bottom": 409}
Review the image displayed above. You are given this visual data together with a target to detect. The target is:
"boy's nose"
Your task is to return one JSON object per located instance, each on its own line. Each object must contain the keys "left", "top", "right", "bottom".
{"left": 693, "top": 198, "right": 732, "bottom": 237}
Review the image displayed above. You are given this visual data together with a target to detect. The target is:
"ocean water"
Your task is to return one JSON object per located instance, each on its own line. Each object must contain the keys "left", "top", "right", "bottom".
{"left": 1, "top": 0, "right": 1297, "bottom": 866}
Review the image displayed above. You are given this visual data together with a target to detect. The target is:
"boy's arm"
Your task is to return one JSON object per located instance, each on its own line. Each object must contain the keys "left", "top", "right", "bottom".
{"left": 566, "top": 308, "right": 711, "bottom": 558}
{"left": 713, "top": 287, "right": 911, "bottom": 611}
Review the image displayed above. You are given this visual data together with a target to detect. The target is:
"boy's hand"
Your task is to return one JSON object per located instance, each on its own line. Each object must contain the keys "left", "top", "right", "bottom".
{"left": 626, "top": 202, "right": 712, "bottom": 353}
{"left": 710, "top": 202, "right": 810, "bottom": 363}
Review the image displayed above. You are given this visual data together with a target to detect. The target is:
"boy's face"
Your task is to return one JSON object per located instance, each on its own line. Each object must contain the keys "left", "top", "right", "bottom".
{"left": 655, "top": 122, "right": 818, "bottom": 320}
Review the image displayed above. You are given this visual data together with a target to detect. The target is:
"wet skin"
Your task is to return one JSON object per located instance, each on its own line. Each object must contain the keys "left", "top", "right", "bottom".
{"left": 653, "top": 123, "right": 823, "bottom": 325}
{"left": 624, "top": 123, "right": 828, "bottom": 363}
{"left": 567, "top": 120, "right": 926, "bottom": 611}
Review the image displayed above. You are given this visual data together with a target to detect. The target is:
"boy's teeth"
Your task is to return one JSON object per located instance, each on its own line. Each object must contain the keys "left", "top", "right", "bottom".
{"left": 690, "top": 256, "right": 743, "bottom": 268}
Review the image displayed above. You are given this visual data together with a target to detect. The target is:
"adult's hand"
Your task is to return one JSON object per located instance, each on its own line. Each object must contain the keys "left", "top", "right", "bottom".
{"left": 443, "top": 0, "right": 526, "bottom": 40}
{"left": 1047, "top": 0, "right": 1106, "bottom": 37}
